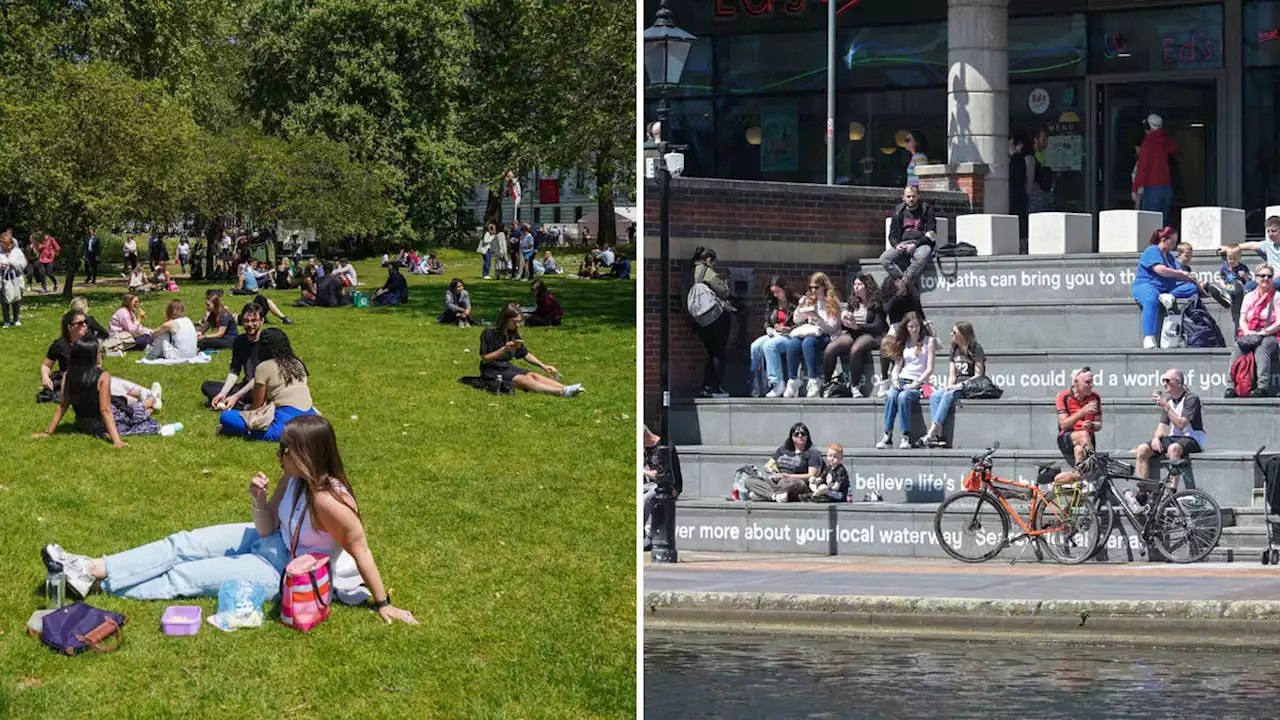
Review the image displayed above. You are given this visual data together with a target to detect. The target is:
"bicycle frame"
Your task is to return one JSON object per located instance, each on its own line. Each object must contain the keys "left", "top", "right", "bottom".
{"left": 1093, "top": 472, "right": 1177, "bottom": 545}
{"left": 968, "top": 466, "right": 1080, "bottom": 542}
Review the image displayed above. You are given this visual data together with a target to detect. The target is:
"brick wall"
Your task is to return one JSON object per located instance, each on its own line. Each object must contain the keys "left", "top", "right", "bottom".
{"left": 643, "top": 177, "right": 980, "bottom": 425}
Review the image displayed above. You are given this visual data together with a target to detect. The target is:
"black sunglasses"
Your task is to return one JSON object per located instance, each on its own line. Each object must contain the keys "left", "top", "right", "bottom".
{"left": 792, "top": 430, "right": 809, "bottom": 437}
{"left": 1259, "top": 274, "right": 1274, "bottom": 279}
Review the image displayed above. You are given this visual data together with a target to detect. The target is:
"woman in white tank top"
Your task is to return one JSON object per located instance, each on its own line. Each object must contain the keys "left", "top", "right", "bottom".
{"left": 877, "top": 311, "right": 935, "bottom": 450}
{"left": 146, "top": 298, "right": 199, "bottom": 360}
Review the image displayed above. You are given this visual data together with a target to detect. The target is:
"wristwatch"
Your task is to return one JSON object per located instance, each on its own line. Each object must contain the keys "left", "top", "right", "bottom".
{"left": 374, "top": 596, "right": 392, "bottom": 610}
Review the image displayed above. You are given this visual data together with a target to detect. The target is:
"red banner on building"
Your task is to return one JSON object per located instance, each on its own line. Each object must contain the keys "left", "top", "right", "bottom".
{"left": 539, "top": 178, "right": 560, "bottom": 205}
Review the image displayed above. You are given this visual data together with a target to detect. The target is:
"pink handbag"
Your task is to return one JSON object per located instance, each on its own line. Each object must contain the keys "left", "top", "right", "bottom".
{"left": 279, "top": 502, "right": 331, "bottom": 631}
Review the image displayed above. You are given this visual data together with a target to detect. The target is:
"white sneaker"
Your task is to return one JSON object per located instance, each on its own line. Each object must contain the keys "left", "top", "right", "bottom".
{"left": 876, "top": 433, "right": 892, "bottom": 449}
{"left": 875, "top": 378, "right": 889, "bottom": 398}
{"left": 482, "top": 275, "right": 491, "bottom": 280}
{"left": 764, "top": 381, "right": 784, "bottom": 398}
{"left": 783, "top": 379, "right": 801, "bottom": 398}
{"left": 42, "top": 544, "right": 96, "bottom": 598}
{"left": 772, "top": 492, "right": 789, "bottom": 503}
{"left": 12, "top": 320, "right": 20, "bottom": 327}
{"left": 805, "top": 379, "right": 822, "bottom": 398}
{"left": 1, "top": 323, "right": 8, "bottom": 329}
{"left": 1159, "top": 293, "right": 1175, "bottom": 310}
{"left": 562, "top": 384, "right": 585, "bottom": 397}
{"left": 851, "top": 387, "right": 865, "bottom": 399}
{"left": 1142, "top": 335, "right": 1158, "bottom": 350}
{"left": 899, "top": 436, "right": 913, "bottom": 450}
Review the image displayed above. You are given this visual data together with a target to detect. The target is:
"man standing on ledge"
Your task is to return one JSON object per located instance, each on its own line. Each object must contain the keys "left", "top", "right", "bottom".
{"left": 879, "top": 185, "right": 937, "bottom": 285}
{"left": 1133, "top": 113, "right": 1177, "bottom": 228}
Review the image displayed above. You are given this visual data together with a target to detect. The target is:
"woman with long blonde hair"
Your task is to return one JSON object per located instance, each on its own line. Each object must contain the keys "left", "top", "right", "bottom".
{"left": 784, "top": 272, "right": 843, "bottom": 398}
{"left": 877, "top": 311, "right": 935, "bottom": 449}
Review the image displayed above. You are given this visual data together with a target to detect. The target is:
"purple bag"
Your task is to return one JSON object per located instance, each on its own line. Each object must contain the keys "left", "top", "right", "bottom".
{"left": 40, "top": 602, "right": 128, "bottom": 656}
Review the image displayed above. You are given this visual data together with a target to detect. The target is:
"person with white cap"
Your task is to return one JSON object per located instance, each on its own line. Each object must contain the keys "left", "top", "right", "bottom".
{"left": 1132, "top": 113, "right": 1178, "bottom": 227}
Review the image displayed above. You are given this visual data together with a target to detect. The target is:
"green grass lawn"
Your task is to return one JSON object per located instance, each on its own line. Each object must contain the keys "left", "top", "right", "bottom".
{"left": 0, "top": 250, "right": 637, "bottom": 718}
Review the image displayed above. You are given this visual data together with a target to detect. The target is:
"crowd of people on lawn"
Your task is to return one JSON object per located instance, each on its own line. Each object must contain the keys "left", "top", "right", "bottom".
{"left": 477, "top": 222, "right": 630, "bottom": 281}
{"left": 20, "top": 222, "right": 610, "bottom": 621}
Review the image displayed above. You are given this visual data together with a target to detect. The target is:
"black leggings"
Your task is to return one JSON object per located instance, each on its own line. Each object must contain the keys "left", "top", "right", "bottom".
{"left": 198, "top": 335, "right": 236, "bottom": 351}
{"left": 694, "top": 313, "right": 732, "bottom": 389}
{"left": 823, "top": 333, "right": 881, "bottom": 384}
{"left": 1, "top": 300, "right": 19, "bottom": 324}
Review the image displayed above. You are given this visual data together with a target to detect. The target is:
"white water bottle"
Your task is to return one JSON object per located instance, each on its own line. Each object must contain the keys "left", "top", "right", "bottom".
{"left": 1123, "top": 489, "right": 1141, "bottom": 513}
{"left": 159, "top": 422, "right": 184, "bottom": 437}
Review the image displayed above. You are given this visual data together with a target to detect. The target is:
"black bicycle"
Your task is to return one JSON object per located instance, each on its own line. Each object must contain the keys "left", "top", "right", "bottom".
{"left": 1076, "top": 451, "right": 1222, "bottom": 563}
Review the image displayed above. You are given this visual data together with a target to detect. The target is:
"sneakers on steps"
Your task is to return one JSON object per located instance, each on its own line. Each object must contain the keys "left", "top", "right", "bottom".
{"left": 875, "top": 433, "right": 892, "bottom": 450}
{"left": 805, "top": 379, "right": 822, "bottom": 398}
{"left": 898, "top": 436, "right": 913, "bottom": 450}
{"left": 1142, "top": 335, "right": 1158, "bottom": 350}
{"left": 764, "top": 381, "right": 784, "bottom": 398}
{"left": 874, "top": 378, "right": 889, "bottom": 398}
{"left": 783, "top": 379, "right": 801, "bottom": 398}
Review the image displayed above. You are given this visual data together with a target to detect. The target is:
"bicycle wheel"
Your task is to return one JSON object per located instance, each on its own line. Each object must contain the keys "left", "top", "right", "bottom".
{"left": 1033, "top": 489, "right": 1100, "bottom": 565}
{"left": 1090, "top": 486, "right": 1117, "bottom": 559}
{"left": 934, "top": 491, "right": 1009, "bottom": 563}
{"left": 1152, "top": 489, "right": 1222, "bottom": 563}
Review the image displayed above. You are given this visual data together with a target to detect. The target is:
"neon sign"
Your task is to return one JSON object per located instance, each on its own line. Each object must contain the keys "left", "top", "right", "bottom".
{"left": 1161, "top": 31, "right": 1214, "bottom": 64}
{"left": 1260, "top": 29, "right": 1280, "bottom": 44}
{"left": 714, "top": 0, "right": 861, "bottom": 19}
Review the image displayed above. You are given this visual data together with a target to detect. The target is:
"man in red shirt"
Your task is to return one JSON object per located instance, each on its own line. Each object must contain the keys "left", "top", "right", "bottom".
{"left": 1056, "top": 367, "right": 1102, "bottom": 467}
{"left": 1132, "top": 113, "right": 1177, "bottom": 228}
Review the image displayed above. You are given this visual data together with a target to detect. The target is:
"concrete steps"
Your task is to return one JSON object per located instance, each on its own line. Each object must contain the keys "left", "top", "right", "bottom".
{"left": 673, "top": 397, "right": 1277, "bottom": 453}
{"left": 670, "top": 498, "right": 1243, "bottom": 562}
{"left": 675, "top": 445, "right": 1259, "bottom": 507}
{"left": 865, "top": 252, "right": 1224, "bottom": 304}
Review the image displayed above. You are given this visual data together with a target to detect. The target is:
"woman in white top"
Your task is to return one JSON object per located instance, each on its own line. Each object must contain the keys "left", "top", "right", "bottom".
{"left": 145, "top": 298, "right": 198, "bottom": 360}
{"left": 480, "top": 222, "right": 505, "bottom": 279}
{"left": 785, "top": 271, "right": 843, "bottom": 398}
{"left": 122, "top": 235, "right": 139, "bottom": 272}
{"left": 877, "top": 311, "right": 935, "bottom": 449}
{"left": 0, "top": 229, "right": 28, "bottom": 328}
{"left": 40, "top": 415, "right": 417, "bottom": 624}
{"left": 177, "top": 238, "right": 190, "bottom": 274}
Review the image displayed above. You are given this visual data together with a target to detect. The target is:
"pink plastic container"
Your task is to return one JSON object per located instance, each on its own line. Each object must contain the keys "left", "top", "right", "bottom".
{"left": 161, "top": 605, "right": 202, "bottom": 636}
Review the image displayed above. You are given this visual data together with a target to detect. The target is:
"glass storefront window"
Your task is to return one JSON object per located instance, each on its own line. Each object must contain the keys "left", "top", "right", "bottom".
{"left": 1009, "top": 82, "right": 1087, "bottom": 213}
{"left": 715, "top": 32, "right": 826, "bottom": 94}
{"left": 1009, "top": 14, "right": 1087, "bottom": 79}
{"left": 643, "top": 99, "right": 718, "bottom": 179}
{"left": 1243, "top": 69, "right": 1280, "bottom": 233}
{"left": 715, "top": 93, "right": 826, "bottom": 183}
{"left": 837, "top": 23, "right": 947, "bottom": 89}
{"left": 1089, "top": 4, "right": 1223, "bottom": 74}
{"left": 837, "top": 89, "right": 945, "bottom": 187}
{"left": 1245, "top": 0, "right": 1280, "bottom": 67}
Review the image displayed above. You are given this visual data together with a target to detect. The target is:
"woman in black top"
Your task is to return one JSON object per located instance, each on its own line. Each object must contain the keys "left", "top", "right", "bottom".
{"left": 921, "top": 321, "right": 987, "bottom": 448}
{"left": 197, "top": 293, "right": 238, "bottom": 350}
{"left": 1009, "top": 127, "right": 1036, "bottom": 242}
{"left": 877, "top": 278, "right": 925, "bottom": 396}
{"left": 479, "top": 302, "right": 584, "bottom": 396}
{"left": 69, "top": 297, "right": 109, "bottom": 340}
{"left": 32, "top": 337, "right": 160, "bottom": 447}
{"left": 822, "top": 273, "right": 888, "bottom": 397}
{"left": 740, "top": 422, "right": 822, "bottom": 503}
{"left": 751, "top": 276, "right": 797, "bottom": 397}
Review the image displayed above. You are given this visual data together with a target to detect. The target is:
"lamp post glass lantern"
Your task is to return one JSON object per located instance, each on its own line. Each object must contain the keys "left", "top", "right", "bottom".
{"left": 645, "top": 0, "right": 694, "bottom": 565}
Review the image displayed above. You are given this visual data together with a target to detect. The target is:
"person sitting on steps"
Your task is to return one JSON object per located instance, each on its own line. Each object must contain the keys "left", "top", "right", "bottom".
{"left": 1175, "top": 242, "right": 1230, "bottom": 308}
{"left": 1225, "top": 263, "right": 1280, "bottom": 398}
{"left": 786, "top": 272, "right": 843, "bottom": 399}
{"left": 877, "top": 311, "right": 934, "bottom": 450}
{"left": 821, "top": 273, "right": 886, "bottom": 398}
{"left": 1215, "top": 216, "right": 1280, "bottom": 292}
{"left": 743, "top": 422, "right": 822, "bottom": 503}
{"left": 878, "top": 185, "right": 938, "bottom": 285}
{"left": 1131, "top": 227, "right": 1201, "bottom": 349}
{"left": 1056, "top": 367, "right": 1102, "bottom": 468}
{"left": 920, "top": 321, "right": 985, "bottom": 448}
{"left": 751, "top": 276, "right": 799, "bottom": 398}
{"left": 875, "top": 278, "right": 925, "bottom": 398}
{"left": 808, "top": 444, "right": 850, "bottom": 503}
{"left": 1134, "top": 368, "right": 1204, "bottom": 490}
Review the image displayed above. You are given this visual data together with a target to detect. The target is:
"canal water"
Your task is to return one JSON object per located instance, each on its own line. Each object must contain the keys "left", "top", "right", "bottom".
{"left": 645, "top": 631, "right": 1280, "bottom": 718}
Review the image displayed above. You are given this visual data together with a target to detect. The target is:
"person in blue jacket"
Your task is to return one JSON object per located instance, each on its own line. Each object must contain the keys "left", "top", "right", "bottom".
{"left": 1131, "top": 226, "right": 1201, "bottom": 349}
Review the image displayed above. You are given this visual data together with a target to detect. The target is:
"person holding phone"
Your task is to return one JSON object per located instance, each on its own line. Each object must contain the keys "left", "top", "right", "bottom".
{"left": 480, "top": 302, "right": 583, "bottom": 396}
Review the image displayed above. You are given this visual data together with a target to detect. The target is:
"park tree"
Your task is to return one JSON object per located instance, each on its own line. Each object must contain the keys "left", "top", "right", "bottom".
{"left": 0, "top": 61, "right": 201, "bottom": 297}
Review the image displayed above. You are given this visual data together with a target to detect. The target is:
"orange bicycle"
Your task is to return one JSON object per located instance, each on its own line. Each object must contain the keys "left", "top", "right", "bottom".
{"left": 933, "top": 442, "right": 1100, "bottom": 564}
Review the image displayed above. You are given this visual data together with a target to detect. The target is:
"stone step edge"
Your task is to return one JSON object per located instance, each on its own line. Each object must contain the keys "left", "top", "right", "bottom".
{"left": 679, "top": 397, "right": 1277, "bottom": 408}
{"left": 678, "top": 446, "right": 1260, "bottom": 460}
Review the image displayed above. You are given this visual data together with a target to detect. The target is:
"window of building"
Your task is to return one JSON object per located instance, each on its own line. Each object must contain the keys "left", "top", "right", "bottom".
{"left": 553, "top": 206, "right": 562, "bottom": 223}
{"left": 837, "top": 23, "right": 947, "bottom": 89}
{"left": 837, "top": 88, "right": 945, "bottom": 187}
{"left": 716, "top": 93, "right": 826, "bottom": 183}
{"left": 1089, "top": 4, "right": 1223, "bottom": 74}
{"left": 1008, "top": 82, "right": 1087, "bottom": 214}
{"left": 575, "top": 206, "right": 584, "bottom": 221}
{"left": 1244, "top": 1, "right": 1280, "bottom": 233}
{"left": 1009, "top": 14, "right": 1087, "bottom": 79}
{"left": 533, "top": 207, "right": 541, "bottom": 224}
{"left": 715, "top": 31, "right": 826, "bottom": 95}
{"left": 643, "top": 98, "right": 717, "bottom": 178}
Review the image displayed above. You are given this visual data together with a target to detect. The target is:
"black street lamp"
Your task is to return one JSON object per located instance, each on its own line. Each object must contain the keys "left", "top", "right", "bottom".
{"left": 644, "top": 0, "right": 694, "bottom": 565}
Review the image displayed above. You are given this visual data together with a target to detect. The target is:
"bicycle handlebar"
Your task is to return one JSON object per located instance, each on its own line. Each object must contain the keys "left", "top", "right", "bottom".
{"left": 970, "top": 441, "right": 1001, "bottom": 465}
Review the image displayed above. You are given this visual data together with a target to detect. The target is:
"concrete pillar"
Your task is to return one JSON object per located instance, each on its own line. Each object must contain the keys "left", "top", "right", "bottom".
{"left": 947, "top": 0, "right": 1009, "bottom": 214}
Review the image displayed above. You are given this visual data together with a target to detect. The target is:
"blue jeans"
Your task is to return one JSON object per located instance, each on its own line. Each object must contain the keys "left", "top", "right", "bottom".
{"left": 752, "top": 334, "right": 802, "bottom": 384}
{"left": 884, "top": 379, "right": 922, "bottom": 434}
{"left": 929, "top": 387, "right": 960, "bottom": 427}
{"left": 102, "top": 523, "right": 288, "bottom": 601}
{"left": 800, "top": 335, "right": 830, "bottom": 378}
{"left": 1132, "top": 279, "right": 1198, "bottom": 337}
{"left": 1141, "top": 185, "right": 1173, "bottom": 228}
{"left": 482, "top": 251, "right": 491, "bottom": 277}
{"left": 219, "top": 405, "right": 318, "bottom": 442}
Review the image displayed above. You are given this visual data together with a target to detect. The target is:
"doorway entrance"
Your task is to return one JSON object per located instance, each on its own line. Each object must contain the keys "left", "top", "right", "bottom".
{"left": 1094, "top": 78, "right": 1218, "bottom": 228}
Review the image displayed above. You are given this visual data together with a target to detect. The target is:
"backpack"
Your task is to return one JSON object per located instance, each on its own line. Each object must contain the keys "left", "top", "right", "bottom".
{"left": 935, "top": 242, "right": 978, "bottom": 258}
{"left": 1181, "top": 296, "right": 1225, "bottom": 348}
{"left": 959, "top": 375, "right": 1003, "bottom": 399}
{"left": 686, "top": 265, "right": 725, "bottom": 327}
{"left": 1231, "top": 353, "right": 1256, "bottom": 397}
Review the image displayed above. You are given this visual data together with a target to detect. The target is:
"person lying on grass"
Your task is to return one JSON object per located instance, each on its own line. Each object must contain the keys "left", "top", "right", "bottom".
{"left": 40, "top": 310, "right": 163, "bottom": 408}
{"left": 41, "top": 414, "right": 419, "bottom": 625}
{"left": 218, "top": 328, "right": 318, "bottom": 441}
{"left": 480, "top": 302, "right": 584, "bottom": 397}
{"left": 32, "top": 337, "right": 160, "bottom": 448}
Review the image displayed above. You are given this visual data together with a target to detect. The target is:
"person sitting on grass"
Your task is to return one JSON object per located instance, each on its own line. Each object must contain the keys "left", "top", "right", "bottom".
{"left": 425, "top": 252, "right": 444, "bottom": 275}
{"left": 152, "top": 262, "right": 176, "bottom": 292}
{"left": 39, "top": 415, "right": 418, "bottom": 624}
{"left": 523, "top": 280, "right": 563, "bottom": 326}
{"left": 610, "top": 253, "right": 631, "bottom": 280}
{"left": 127, "top": 264, "right": 151, "bottom": 293}
{"left": 203, "top": 302, "right": 266, "bottom": 411}
{"left": 332, "top": 258, "right": 358, "bottom": 287}
{"left": 298, "top": 262, "right": 348, "bottom": 308}
{"left": 145, "top": 298, "right": 199, "bottom": 361}
{"left": 40, "top": 310, "right": 163, "bottom": 408}
{"left": 32, "top": 337, "right": 160, "bottom": 448}
{"left": 109, "top": 294, "right": 154, "bottom": 351}
{"left": 742, "top": 422, "right": 821, "bottom": 503}
{"left": 218, "top": 328, "right": 318, "bottom": 441}
{"left": 480, "top": 302, "right": 584, "bottom": 396}
{"left": 809, "top": 444, "right": 850, "bottom": 503}
{"left": 541, "top": 251, "right": 560, "bottom": 275}
{"left": 273, "top": 258, "right": 294, "bottom": 290}
{"left": 373, "top": 263, "right": 409, "bottom": 306}
{"left": 231, "top": 261, "right": 260, "bottom": 296}
{"left": 578, "top": 252, "right": 599, "bottom": 279}
{"left": 69, "top": 296, "right": 110, "bottom": 341}
{"left": 197, "top": 292, "right": 239, "bottom": 351}
{"left": 439, "top": 278, "right": 472, "bottom": 326}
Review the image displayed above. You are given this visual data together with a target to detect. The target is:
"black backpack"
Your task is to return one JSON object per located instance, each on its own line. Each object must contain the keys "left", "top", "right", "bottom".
{"left": 1181, "top": 296, "right": 1225, "bottom": 348}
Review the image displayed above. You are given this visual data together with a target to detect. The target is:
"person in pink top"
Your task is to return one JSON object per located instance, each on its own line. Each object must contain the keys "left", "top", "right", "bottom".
{"left": 109, "top": 294, "right": 153, "bottom": 351}
{"left": 37, "top": 233, "right": 60, "bottom": 293}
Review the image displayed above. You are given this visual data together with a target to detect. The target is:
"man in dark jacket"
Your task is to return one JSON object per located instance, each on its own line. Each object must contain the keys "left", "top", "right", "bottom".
{"left": 879, "top": 185, "right": 938, "bottom": 284}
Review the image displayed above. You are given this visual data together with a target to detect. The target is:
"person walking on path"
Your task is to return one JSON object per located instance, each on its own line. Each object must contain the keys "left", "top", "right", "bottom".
{"left": 36, "top": 233, "right": 60, "bottom": 293}
{"left": 83, "top": 228, "right": 102, "bottom": 284}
